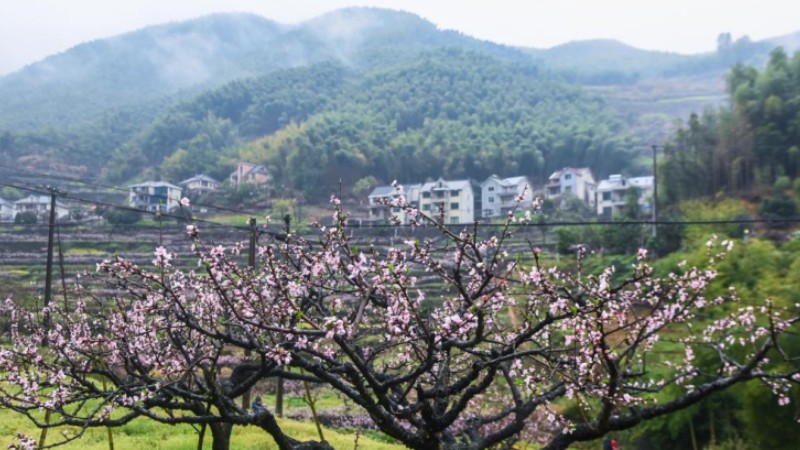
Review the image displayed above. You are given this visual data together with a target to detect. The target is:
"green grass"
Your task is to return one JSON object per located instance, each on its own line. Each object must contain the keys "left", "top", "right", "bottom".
{"left": 0, "top": 407, "right": 406, "bottom": 450}
{"left": 205, "top": 214, "right": 256, "bottom": 226}
{"left": 64, "top": 247, "right": 110, "bottom": 256}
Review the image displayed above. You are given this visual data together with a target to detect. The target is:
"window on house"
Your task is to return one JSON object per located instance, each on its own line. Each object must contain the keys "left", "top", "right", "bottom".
{"left": 422, "top": 204, "right": 431, "bottom": 211}
{"left": 488, "top": 186, "right": 495, "bottom": 191}
{"left": 564, "top": 173, "right": 572, "bottom": 180}
{"left": 450, "top": 216, "right": 460, "bottom": 224}
{"left": 564, "top": 186, "right": 572, "bottom": 193}
{"left": 602, "top": 192, "right": 611, "bottom": 201}
{"left": 488, "top": 196, "right": 494, "bottom": 203}
{"left": 422, "top": 192, "right": 431, "bottom": 199}
{"left": 450, "top": 202, "right": 459, "bottom": 210}
{"left": 450, "top": 190, "right": 460, "bottom": 196}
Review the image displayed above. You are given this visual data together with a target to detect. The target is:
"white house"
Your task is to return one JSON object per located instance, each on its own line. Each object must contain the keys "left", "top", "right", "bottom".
{"left": 128, "top": 181, "right": 183, "bottom": 212}
{"left": 13, "top": 195, "right": 71, "bottom": 220}
{"left": 179, "top": 174, "right": 220, "bottom": 194}
{"left": 544, "top": 167, "right": 596, "bottom": 209}
{"left": 480, "top": 175, "right": 533, "bottom": 218}
{"left": 596, "top": 175, "right": 654, "bottom": 218}
{"left": 0, "top": 198, "right": 16, "bottom": 222}
{"left": 418, "top": 178, "right": 480, "bottom": 225}
{"left": 367, "top": 183, "right": 421, "bottom": 224}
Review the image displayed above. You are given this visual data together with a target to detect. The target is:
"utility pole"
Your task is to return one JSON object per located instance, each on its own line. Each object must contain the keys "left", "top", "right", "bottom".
{"left": 652, "top": 145, "right": 658, "bottom": 239}
{"left": 43, "top": 186, "right": 65, "bottom": 333}
{"left": 274, "top": 214, "right": 292, "bottom": 418}
{"left": 242, "top": 217, "right": 257, "bottom": 411}
{"left": 39, "top": 185, "right": 64, "bottom": 450}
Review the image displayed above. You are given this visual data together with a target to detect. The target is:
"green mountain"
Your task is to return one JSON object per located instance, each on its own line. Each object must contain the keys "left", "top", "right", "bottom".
{"left": 0, "top": 13, "right": 286, "bottom": 131}
{"left": 523, "top": 36, "right": 777, "bottom": 85}
{"left": 100, "top": 50, "right": 636, "bottom": 197}
{"left": 766, "top": 30, "right": 800, "bottom": 53}
{"left": 524, "top": 39, "right": 691, "bottom": 81}
{"left": 2, "top": 7, "right": 796, "bottom": 135}
{"left": 3, "top": 6, "right": 799, "bottom": 199}
{"left": 0, "top": 8, "right": 530, "bottom": 132}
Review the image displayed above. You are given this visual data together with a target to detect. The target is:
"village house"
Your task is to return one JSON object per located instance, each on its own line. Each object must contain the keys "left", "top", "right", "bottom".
{"left": 13, "top": 195, "right": 71, "bottom": 220}
{"left": 128, "top": 181, "right": 183, "bottom": 212}
{"left": 544, "top": 167, "right": 596, "bottom": 209}
{"left": 179, "top": 174, "right": 220, "bottom": 195}
{"left": 0, "top": 198, "right": 16, "bottom": 222}
{"left": 367, "top": 183, "right": 421, "bottom": 224}
{"left": 596, "top": 174, "right": 654, "bottom": 218}
{"left": 418, "top": 178, "right": 480, "bottom": 224}
{"left": 480, "top": 175, "right": 533, "bottom": 218}
{"left": 229, "top": 162, "right": 269, "bottom": 187}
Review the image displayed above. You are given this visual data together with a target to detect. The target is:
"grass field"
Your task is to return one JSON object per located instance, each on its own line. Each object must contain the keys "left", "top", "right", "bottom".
{"left": 0, "top": 407, "right": 406, "bottom": 450}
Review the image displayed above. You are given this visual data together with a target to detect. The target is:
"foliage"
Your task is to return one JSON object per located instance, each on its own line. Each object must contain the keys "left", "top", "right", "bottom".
{"left": 13, "top": 211, "right": 37, "bottom": 224}
{"left": 106, "top": 50, "right": 638, "bottom": 199}
{"left": 662, "top": 49, "right": 800, "bottom": 202}
{"left": 1, "top": 197, "right": 798, "bottom": 450}
{"left": 679, "top": 199, "right": 752, "bottom": 247}
{"left": 351, "top": 176, "right": 379, "bottom": 198}
{"left": 103, "top": 209, "right": 143, "bottom": 226}
{"left": 758, "top": 193, "right": 797, "bottom": 226}
{"left": 21, "top": 49, "right": 638, "bottom": 197}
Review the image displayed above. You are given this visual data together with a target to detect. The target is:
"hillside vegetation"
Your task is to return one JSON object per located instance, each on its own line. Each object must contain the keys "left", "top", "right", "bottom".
{"left": 102, "top": 50, "right": 637, "bottom": 196}
{"left": 661, "top": 48, "right": 800, "bottom": 202}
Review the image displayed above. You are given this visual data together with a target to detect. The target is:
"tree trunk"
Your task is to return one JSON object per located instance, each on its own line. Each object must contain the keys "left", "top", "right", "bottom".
{"left": 254, "top": 411, "right": 334, "bottom": 450}
{"left": 209, "top": 422, "right": 233, "bottom": 450}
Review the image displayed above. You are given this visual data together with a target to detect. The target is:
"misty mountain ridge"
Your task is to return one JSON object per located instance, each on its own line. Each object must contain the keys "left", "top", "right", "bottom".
{"left": 0, "top": 8, "right": 530, "bottom": 131}
{"left": 1, "top": 6, "right": 798, "bottom": 133}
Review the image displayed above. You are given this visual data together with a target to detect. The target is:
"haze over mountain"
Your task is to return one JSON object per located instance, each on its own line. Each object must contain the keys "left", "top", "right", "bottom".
{"left": 0, "top": 8, "right": 530, "bottom": 131}
{"left": 2, "top": 5, "right": 800, "bottom": 199}
{"left": 1, "top": 7, "right": 797, "bottom": 134}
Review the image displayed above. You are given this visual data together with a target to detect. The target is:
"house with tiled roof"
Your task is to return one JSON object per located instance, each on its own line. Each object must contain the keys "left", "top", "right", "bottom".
{"left": 480, "top": 175, "right": 533, "bottom": 218}
{"left": 229, "top": 162, "right": 269, "bottom": 187}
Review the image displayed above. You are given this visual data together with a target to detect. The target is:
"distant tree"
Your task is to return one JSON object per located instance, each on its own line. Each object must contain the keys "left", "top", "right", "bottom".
{"left": 717, "top": 32, "right": 733, "bottom": 53}
{"left": 352, "top": 176, "right": 379, "bottom": 198}
{"left": 104, "top": 208, "right": 142, "bottom": 226}
{"left": 13, "top": 211, "right": 37, "bottom": 224}
{"left": 622, "top": 186, "right": 642, "bottom": 219}
{"left": 759, "top": 194, "right": 797, "bottom": 227}
{"left": 774, "top": 176, "right": 791, "bottom": 192}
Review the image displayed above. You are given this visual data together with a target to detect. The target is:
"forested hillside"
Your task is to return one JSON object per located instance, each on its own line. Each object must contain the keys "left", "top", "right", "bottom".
{"left": 2, "top": 7, "right": 796, "bottom": 134}
{"left": 0, "top": 8, "right": 530, "bottom": 132}
{"left": 3, "top": 7, "right": 800, "bottom": 203}
{"left": 661, "top": 48, "right": 800, "bottom": 203}
{"left": 100, "top": 50, "right": 637, "bottom": 197}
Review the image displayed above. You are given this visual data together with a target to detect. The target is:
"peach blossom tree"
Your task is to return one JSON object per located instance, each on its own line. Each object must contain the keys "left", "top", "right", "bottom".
{"left": 1, "top": 192, "right": 798, "bottom": 450}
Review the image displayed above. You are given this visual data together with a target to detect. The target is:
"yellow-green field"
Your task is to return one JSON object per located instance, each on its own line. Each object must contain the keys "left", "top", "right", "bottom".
{"left": 0, "top": 408, "right": 406, "bottom": 450}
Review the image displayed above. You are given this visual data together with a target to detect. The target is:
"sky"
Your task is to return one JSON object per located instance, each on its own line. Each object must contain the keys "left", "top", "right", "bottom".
{"left": 1, "top": 0, "right": 798, "bottom": 75}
